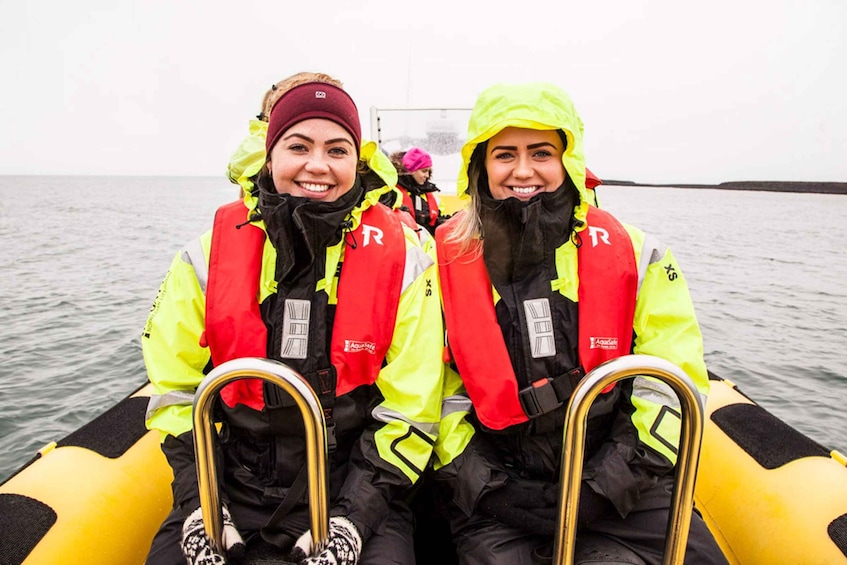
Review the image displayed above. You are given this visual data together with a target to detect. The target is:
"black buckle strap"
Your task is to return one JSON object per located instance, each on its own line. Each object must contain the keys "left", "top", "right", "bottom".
{"left": 315, "top": 368, "right": 335, "bottom": 396}
{"left": 324, "top": 416, "right": 337, "bottom": 453}
{"left": 260, "top": 463, "right": 309, "bottom": 547}
{"left": 518, "top": 367, "right": 585, "bottom": 419}
{"left": 271, "top": 366, "right": 338, "bottom": 453}
{"left": 519, "top": 378, "right": 562, "bottom": 419}
{"left": 313, "top": 368, "right": 337, "bottom": 453}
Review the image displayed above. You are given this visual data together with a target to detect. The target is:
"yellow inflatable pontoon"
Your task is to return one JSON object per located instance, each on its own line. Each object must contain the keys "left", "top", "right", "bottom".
{"left": 696, "top": 372, "right": 847, "bottom": 564}
{"left": 2, "top": 372, "right": 846, "bottom": 564}
{"left": 0, "top": 383, "right": 172, "bottom": 564}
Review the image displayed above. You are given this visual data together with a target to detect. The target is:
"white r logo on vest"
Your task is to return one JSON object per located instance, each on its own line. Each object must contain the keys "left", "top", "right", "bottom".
{"left": 587, "top": 226, "right": 610, "bottom": 247}
{"left": 361, "top": 224, "right": 384, "bottom": 247}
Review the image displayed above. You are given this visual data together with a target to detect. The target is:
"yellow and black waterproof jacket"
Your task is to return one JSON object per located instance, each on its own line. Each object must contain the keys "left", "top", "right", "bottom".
{"left": 143, "top": 135, "right": 444, "bottom": 540}
{"left": 433, "top": 82, "right": 709, "bottom": 519}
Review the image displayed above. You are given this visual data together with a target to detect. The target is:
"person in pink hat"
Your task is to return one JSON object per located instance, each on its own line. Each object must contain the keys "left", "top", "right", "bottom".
{"left": 389, "top": 147, "right": 450, "bottom": 236}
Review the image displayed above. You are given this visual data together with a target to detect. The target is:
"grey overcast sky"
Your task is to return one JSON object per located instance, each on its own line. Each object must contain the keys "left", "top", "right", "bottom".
{"left": 1, "top": 0, "right": 845, "bottom": 184}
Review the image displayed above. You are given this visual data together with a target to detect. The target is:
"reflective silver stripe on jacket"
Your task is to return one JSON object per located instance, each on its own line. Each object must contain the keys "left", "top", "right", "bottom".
{"left": 181, "top": 237, "right": 208, "bottom": 294}
{"left": 371, "top": 405, "right": 439, "bottom": 437}
{"left": 146, "top": 390, "right": 195, "bottom": 421}
{"left": 632, "top": 376, "right": 707, "bottom": 415}
{"left": 524, "top": 298, "right": 555, "bottom": 358}
{"left": 636, "top": 234, "right": 667, "bottom": 295}
{"left": 441, "top": 394, "right": 473, "bottom": 419}
{"left": 280, "top": 299, "right": 311, "bottom": 359}
{"left": 417, "top": 228, "right": 435, "bottom": 248}
{"left": 403, "top": 246, "right": 434, "bottom": 294}
{"left": 632, "top": 376, "right": 679, "bottom": 410}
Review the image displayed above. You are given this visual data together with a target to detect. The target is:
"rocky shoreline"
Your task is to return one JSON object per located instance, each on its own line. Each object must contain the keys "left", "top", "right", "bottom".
{"left": 602, "top": 180, "right": 847, "bottom": 195}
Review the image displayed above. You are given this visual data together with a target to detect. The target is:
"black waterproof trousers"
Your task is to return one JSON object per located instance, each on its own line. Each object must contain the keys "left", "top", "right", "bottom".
{"left": 444, "top": 479, "right": 728, "bottom": 565}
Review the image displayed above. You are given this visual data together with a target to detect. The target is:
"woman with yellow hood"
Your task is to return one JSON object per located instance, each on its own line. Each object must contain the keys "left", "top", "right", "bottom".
{"left": 431, "top": 83, "right": 726, "bottom": 564}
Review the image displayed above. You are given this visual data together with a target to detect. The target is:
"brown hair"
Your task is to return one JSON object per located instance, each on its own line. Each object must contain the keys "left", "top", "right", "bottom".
{"left": 257, "top": 72, "right": 344, "bottom": 121}
{"left": 389, "top": 151, "right": 409, "bottom": 174}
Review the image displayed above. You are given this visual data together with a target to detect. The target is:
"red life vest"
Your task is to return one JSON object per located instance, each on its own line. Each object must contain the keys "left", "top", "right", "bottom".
{"left": 203, "top": 200, "right": 406, "bottom": 410}
{"left": 585, "top": 167, "right": 602, "bottom": 189}
{"left": 392, "top": 205, "right": 419, "bottom": 232}
{"left": 399, "top": 188, "right": 440, "bottom": 227}
{"left": 436, "top": 205, "right": 637, "bottom": 430}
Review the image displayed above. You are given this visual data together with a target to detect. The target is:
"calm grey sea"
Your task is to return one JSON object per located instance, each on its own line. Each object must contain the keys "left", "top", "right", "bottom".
{"left": 1, "top": 176, "right": 845, "bottom": 480}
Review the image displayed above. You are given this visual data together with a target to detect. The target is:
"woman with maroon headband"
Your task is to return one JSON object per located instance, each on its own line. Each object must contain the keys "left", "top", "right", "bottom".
{"left": 143, "top": 73, "right": 444, "bottom": 565}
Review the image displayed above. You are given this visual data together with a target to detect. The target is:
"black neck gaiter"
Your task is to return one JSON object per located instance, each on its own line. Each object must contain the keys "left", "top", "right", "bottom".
{"left": 257, "top": 175, "right": 365, "bottom": 285}
{"left": 398, "top": 175, "right": 439, "bottom": 195}
{"left": 478, "top": 181, "right": 578, "bottom": 289}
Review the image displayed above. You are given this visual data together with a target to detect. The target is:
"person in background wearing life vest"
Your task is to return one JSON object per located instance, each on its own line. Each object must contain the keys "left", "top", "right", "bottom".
{"left": 389, "top": 146, "right": 450, "bottom": 236}
{"left": 142, "top": 72, "right": 445, "bottom": 565}
{"left": 430, "top": 82, "right": 727, "bottom": 564}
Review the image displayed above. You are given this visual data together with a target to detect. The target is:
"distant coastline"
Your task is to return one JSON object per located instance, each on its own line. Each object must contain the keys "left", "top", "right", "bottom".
{"left": 601, "top": 180, "right": 847, "bottom": 195}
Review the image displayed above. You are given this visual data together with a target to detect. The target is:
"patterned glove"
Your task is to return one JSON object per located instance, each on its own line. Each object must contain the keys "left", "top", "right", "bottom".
{"left": 288, "top": 516, "right": 362, "bottom": 565}
{"left": 181, "top": 505, "right": 246, "bottom": 565}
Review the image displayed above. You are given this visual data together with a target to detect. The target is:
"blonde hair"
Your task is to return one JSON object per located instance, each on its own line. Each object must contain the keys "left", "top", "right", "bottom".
{"left": 257, "top": 72, "right": 344, "bottom": 121}
{"left": 442, "top": 143, "right": 486, "bottom": 255}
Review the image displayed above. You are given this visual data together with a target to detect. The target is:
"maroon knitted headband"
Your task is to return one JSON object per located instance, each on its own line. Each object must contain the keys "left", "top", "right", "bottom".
{"left": 265, "top": 82, "right": 361, "bottom": 155}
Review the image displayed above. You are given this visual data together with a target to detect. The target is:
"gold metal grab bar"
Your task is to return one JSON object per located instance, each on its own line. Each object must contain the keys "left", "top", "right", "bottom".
{"left": 553, "top": 354, "right": 705, "bottom": 565}
{"left": 192, "top": 357, "right": 330, "bottom": 553}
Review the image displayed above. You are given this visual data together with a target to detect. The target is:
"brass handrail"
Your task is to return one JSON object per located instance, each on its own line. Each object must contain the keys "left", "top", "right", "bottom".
{"left": 192, "top": 357, "right": 329, "bottom": 552}
{"left": 553, "top": 354, "right": 705, "bottom": 565}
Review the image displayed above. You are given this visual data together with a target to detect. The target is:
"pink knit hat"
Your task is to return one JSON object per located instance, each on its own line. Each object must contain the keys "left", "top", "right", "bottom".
{"left": 401, "top": 147, "right": 433, "bottom": 172}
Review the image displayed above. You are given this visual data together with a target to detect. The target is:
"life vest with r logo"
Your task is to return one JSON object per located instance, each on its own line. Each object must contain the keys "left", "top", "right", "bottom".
{"left": 203, "top": 200, "right": 406, "bottom": 410}
{"left": 436, "top": 205, "right": 637, "bottom": 430}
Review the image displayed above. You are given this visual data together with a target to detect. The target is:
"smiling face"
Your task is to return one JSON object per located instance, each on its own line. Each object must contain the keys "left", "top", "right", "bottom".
{"left": 267, "top": 118, "right": 358, "bottom": 201}
{"left": 410, "top": 167, "right": 431, "bottom": 185}
{"left": 484, "top": 127, "right": 566, "bottom": 201}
